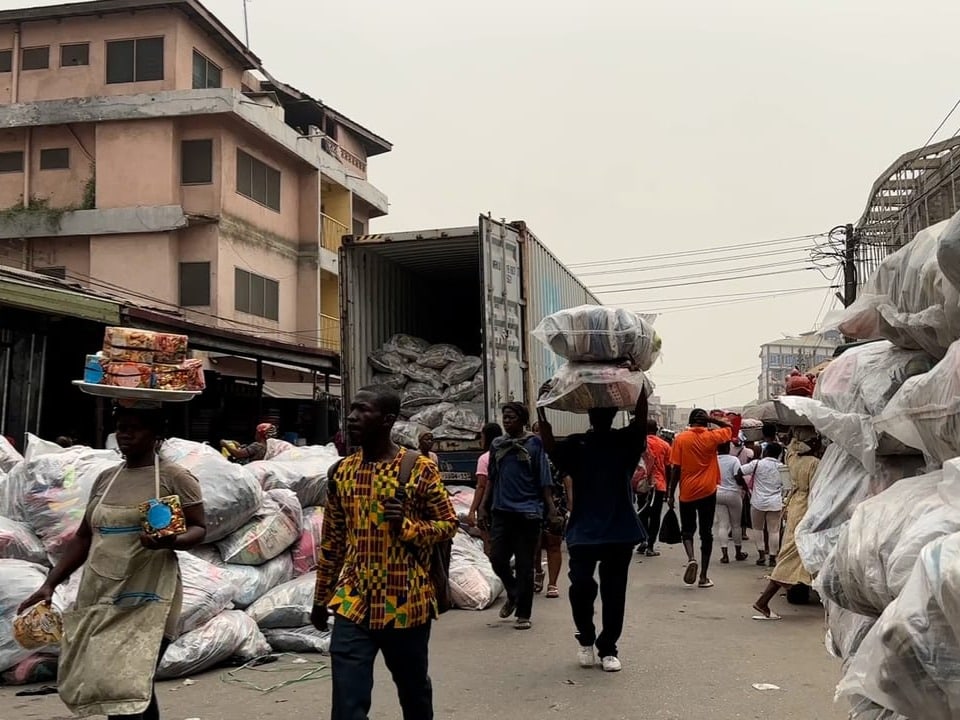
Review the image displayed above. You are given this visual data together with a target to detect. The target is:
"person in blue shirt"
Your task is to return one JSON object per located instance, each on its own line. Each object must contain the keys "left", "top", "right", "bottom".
{"left": 478, "top": 402, "right": 558, "bottom": 631}
{"left": 537, "top": 385, "right": 649, "bottom": 673}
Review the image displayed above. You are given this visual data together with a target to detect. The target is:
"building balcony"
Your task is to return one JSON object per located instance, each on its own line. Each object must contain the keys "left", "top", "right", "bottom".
{"left": 320, "top": 313, "right": 340, "bottom": 352}
{"left": 321, "top": 213, "right": 349, "bottom": 252}
{"left": 321, "top": 137, "right": 366, "bottom": 178}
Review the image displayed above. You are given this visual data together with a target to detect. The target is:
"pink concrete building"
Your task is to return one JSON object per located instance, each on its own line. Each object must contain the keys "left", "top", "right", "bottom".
{"left": 0, "top": 0, "right": 391, "bottom": 352}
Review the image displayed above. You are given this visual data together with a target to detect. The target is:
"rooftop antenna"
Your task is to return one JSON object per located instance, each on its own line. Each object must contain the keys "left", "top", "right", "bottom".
{"left": 242, "top": 0, "right": 251, "bottom": 47}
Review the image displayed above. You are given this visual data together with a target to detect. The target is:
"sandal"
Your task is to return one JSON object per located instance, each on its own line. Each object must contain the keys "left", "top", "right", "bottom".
{"left": 546, "top": 585, "right": 559, "bottom": 598}
{"left": 698, "top": 579, "right": 715, "bottom": 589}
{"left": 683, "top": 560, "right": 699, "bottom": 586}
{"left": 515, "top": 618, "right": 532, "bottom": 630}
{"left": 534, "top": 572, "right": 545, "bottom": 594}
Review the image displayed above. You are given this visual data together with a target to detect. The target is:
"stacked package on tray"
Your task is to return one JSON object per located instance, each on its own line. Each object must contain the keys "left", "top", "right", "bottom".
{"left": 533, "top": 305, "right": 660, "bottom": 413}
{"left": 89, "top": 327, "right": 205, "bottom": 391}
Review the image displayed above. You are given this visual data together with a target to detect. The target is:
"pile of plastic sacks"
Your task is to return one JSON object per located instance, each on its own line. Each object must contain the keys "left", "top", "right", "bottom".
{"left": 777, "top": 209, "right": 960, "bottom": 719}
{"left": 0, "top": 434, "right": 503, "bottom": 685}
{"left": 534, "top": 305, "right": 659, "bottom": 413}
{"left": 366, "top": 334, "right": 485, "bottom": 447}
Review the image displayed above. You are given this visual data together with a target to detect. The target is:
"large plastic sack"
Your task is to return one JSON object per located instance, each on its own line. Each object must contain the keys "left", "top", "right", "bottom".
{"left": 938, "top": 209, "right": 960, "bottom": 291}
{"left": 875, "top": 338, "right": 960, "bottom": 466}
{"left": 263, "top": 626, "right": 331, "bottom": 654}
{"left": 246, "top": 574, "right": 314, "bottom": 629}
{"left": 825, "top": 216, "right": 960, "bottom": 359}
{"left": 371, "top": 373, "right": 407, "bottom": 390}
{"left": 794, "top": 445, "right": 925, "bottom": 575}
{"left": 409, "top": 402, "right": 455, "bottom": 430}
{"left": 189, "top": 546, "right": 293, "bottom": 609}
{"left": 448, "top": 531, "right": 503, "bottom": 610}
{"left": 836, "top": 531, "right": 960, "bottom": 720}
{"left": 824, "top": 600, "right": 876, "bottom": 661}
{"left": 383, "top": 334, "right": 430, "bottom": 360}
{"left": 441, "top": 357, "right": 482, "bottom": 386}
{"left": 417, "top": 343, "right": 463, "bottom": 369}
{"left": 392, "top": 421, "right": 428, "bottom": 450}
{"left": 402, "top": 382, "right": 444, "bottom": 412}
{"left": 159, "top": 439, "right": 262, "bottom": 543}
{"left": 1, "top": 653, "right": 58, "bottom": 685}
{"left": 533, "top": 305, "right": 662, "bottom": 369}
{"left": 0, "top": 560, "right": 49, "bottom": 673}
{"left": 0, "top": 435, "right": 22, "bottom": 473}
{"left": 433, "top": 425, "right": 479, "bottom": 441}
{"left": 538, "top": 363, "right": 647, "bottom": 413}
{"left": 217, "top": 489, "right": 302, "bottom": 566}
{"left": 446, "top": 485, "right": 476, "bottom": 519}
{"left": 443, "top": 406, "right": 482, "bottom": 433}
{"left": 22, "top": 433, "right": 70, "bottom": 462}
{"left": 175, "top": 551, "right": 239, "bottom": 636}
{"left": 0, "top": 516, "right": 47, "bottom": 565}
{"left": 157, "top": 610, "right": 271, "bottom": 680}
{"left": 292, "top": 506, "right": 324, "bottom": 576}
{"left": 368, "top": 349, "right": 407, "bottom": 374}
{"left": 402, "top": 364, "right": 443, "bottom": 389}
{"left": 443, "top": 376, "right": 484, "bottom": 403}
{"left": 246, "top": 444, "right": 339, "bottom": 508}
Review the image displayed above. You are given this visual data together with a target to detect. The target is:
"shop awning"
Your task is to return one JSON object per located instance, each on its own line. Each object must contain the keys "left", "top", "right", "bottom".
{"left": 0, "top": 268, "right": 121, "bottom": 324}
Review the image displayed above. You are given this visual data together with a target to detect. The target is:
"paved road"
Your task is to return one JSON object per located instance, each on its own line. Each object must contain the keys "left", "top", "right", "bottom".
{"left": 2, "top": 543, "right": 846, "bottom": 720}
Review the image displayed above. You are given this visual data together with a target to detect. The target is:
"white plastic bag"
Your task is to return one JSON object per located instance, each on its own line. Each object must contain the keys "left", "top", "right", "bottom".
{"left": 0, "top": 436, "right": 22, "bottom": 473}
{"left": 175, "top": 551, "right": 239, "bottom": 636}
{"left": 189, "top": 546, "right": 293, "bottom": 609}
{"left": 0, "top": 560, "right": 49, "bottom": 673}
{"left": 246, "top": 574, "right": 314, "bottom": 629}
{"left": 263, "top": 626, "right": 331, "bottom": 654}
{"left": 824, "top": 599, "right": 876, "bottom": 661}
{"left": 442, "top": 406, "right": 482, "bottom": 433}
{"left": 409, "top": 403, "right": 455, "bottom": 430}
{"left": 246, "top": 444, "right": 339, "bottom": 508}
{"left": 391, "top": 421, "right": 428, "bottom": 450}
{"left": 157, "top": 610, "right": 271, "bottom": 680}
{"left": 217, "top": 489, "right": 302, "bottom": 566}
{"left": 292, "top": 506, "right": 324, "bottom": 576}
{"left": 441, "top": 357, "right": 482, "bottom": 386}
{"left": 448, "top": 531, "right": 503, "bottom": 610}
{"left": 22, "top": 433, "right": 69, "bottom": 462}
{"left": 368, "top": 349, "right": 407, "bottom": 374}
{"left": 383, "top": 334, "right": 430, "bottom": 360}
{"left": 417, "top": 343, "right": 463, "bottom": 369}
{"left": 371, "top": 373, "right": 407, "bottom": 390}
{"left": 433, "top": 424, "right": 479, "bottom": 441}
{"left": 442, "top": 376, "right": 484, "bottom": 403}
{"left": 538, "top": 363, "right": 647, "bottom": 413}
{"left": 0, "top": 517, "right": 47, "bottom": 565}
{"left": 533, "top": 305, "right": 661, "bottom": 367}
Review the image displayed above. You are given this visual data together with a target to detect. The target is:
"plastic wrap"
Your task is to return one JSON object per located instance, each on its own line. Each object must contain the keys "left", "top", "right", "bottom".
{"left": 875, "top": 338, "right": 960, "bottom": 465}
{"left": 442, "top": 406, "right": 482, "bottom": 433}
{"left": 441, "top": 357, "right": 482, "bottom": 386}
{"left": 292, "top": 506, "right": 324, "bottom": 576}
{"left": 824, "top": 600, "right": 876, "bottom": 660}
{"left": 0, "top": 560, "right": 49, "bottom": 673}
{"left": 532, "top": 305, "right": 656, "bottom": 365}
{"left": 22, "top": 433, "right": 70, "bottom": 462}
{"left": 263, "top": 626, "right": 331, "bottom": 654}
{"left": 0, "top": 516, "right": 48, "bottom": 565}
{"left": 245, "top": 574, "right": 314, "bottom": 629}
{"left": 159, "top": 439, "right": 262, "bottom": 543}
{"left": 448, "top": 531, "right": 503, "bottom": 610}
{"left": 217, "top": 489, "right": 302, "bottom": 566}
{"left": 368, "top": 350, "right": 407, "bottom": 374}
{"left": 417, "top": 343, "right": 464, "bottom": 369}
{"left": 937, "top": 209, "right": 960, "bottom": 292}
{"left": 246, "top": 444, "right": 339, "bottom": 508}
{"left": 391, "top": 421, "right": 429, "bottom": 450}
{"left": 443, "top": 376, "right": 484, "bottom": 403}
{"left": 402, "top": 364, "right": 443, "bottom": 389}
{"left": 446, "top": 485, "right": 476, "bottom": 519}
{"left": 157, "top": 610, "right": 271, "bottom": 680}
{"left": 383, "top": 334, "right": 430, "bottom": 359}
{"left": 189, "top": 547, "right": 293, "bottom": 609}
{"left": 794, "top": 446, "right": 925, "bottom": 575}
{"left": 409, "top": 402, "right": 455, "bottom": 430}
{"left": 402, "top": 383, "right": 444, "bottom": 411}
{"left": 371, "top": 373, "right": 407, "bottom": 390}
{"left": 432, "top": 425, "right": 479, "bottom": 441}
{"left": 0, "top": 436, "right": 22, "bottom": 473}
{"left": 537, "top": 363, "right": 647, "bottom": 413}
{"left": 175, "top": 551, "right": 239, "bottom": 635}
{"left": 825, "top": 216, "right": 960, "bottom": 358}
{"left": 1, "top": 654, "right": 58, "bottom": 685}
{"left": 837, "top": 531, "right": 960, "bottom": 720}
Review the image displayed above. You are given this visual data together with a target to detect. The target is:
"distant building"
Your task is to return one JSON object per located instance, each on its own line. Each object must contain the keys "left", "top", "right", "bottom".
{"left": 757, "top": 331, "right": 840, "bottom": 400}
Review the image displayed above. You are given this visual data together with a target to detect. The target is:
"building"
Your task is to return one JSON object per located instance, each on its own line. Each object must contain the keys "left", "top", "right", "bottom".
{"left": 0, "top": 0, "right": 390, "bottom": 356}
{"left": 757, "top": 331, "right": 840, "bottom": 400}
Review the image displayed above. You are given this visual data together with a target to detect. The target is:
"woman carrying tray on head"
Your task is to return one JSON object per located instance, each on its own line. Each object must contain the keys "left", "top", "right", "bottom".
{"left": 18, "top": 401, "right": 207, "bottom": 720}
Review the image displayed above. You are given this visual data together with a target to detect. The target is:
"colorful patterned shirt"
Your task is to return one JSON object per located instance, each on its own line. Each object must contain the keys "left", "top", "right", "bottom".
{"left": 314, "top": 448, "right": 457, "bottom": 629}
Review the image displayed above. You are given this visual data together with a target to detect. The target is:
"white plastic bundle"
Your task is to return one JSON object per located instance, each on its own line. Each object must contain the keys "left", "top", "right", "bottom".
{"left": 0, "top": 560, "right": 49, "bottom": 673}
{"left": 392, "top": 421, "right": 428, "bottom": 450}
{"left": 292, "top": 506, "right": 324, "bottom": 576}
{"left": 175, "top": 551, "right": 239, "bottom": 636}
{"left": 448, "top": 531, "right": 503, "bottom": 610}
{"left": 0, "top": 517, "right": 47, "bottom": 565}
{"left": 409, "top": 403, "right": 455, "bottom": 429}
{"left": 0, "top": 436, "right": 22, "bottom": 473}
{"left": 246, "top": 444, "right": 339, "bottom": 508}
{"left": 533, "top": 305, "right": 661, "bottom": 369}
{"left": 189, "top": 547, "right": 293, "bottom": 609}
{"left": 537, "top": 363, "right": 648, "bottom": 413}
{"left": 245, "top": 574, "right": 314, "bottom": 629}
{"left": 216, "top": 489, "right": 302, "bottom": 566}
{"left": 157, "top": 610, "right": 270, "bottom": 680}
{"left": 263, "top": 626, "right": 331, "bottom": 654}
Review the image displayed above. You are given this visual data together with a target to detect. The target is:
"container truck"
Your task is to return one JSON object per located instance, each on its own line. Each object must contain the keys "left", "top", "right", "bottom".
{"left": 339, "top": 215, "right": 600, "bottom": 481}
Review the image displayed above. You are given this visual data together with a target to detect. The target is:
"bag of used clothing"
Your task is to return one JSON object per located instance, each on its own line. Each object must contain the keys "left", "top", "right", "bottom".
{"left": 292, "top": 506, "right": 324, "bottom": 576}
{"left": 441, "top": 357, "right": 482, "bottom": 386}
{"left": 824, "top": 600, "right": 876, "bottom": 661}
{"left": 391, "top": 421, "right": 429, "bottom": 450}
{"left": 371, "top": 373, "right": 407, "bottom": 390}
{"left": 442, "top": 406, "right": 482, "bottom": 433}
{"left": 246, "top": 574, "right": 314, "bottom": 629}
{"left": 409, "top": 402, "right": 455, "bottom": 430}
{"left": 402, "top": 383, "right": 444, "bottom": 412}
{"left": 538, "top": 363, "right": 647, "bottom": 413}
{"left": 189, "top": 546, "right": 293, "bottom": 609}
{"left": 825, "top": 216, "right": 960, "bottom": 359}
{"left": 246, "top": 445, "right": 339, "bottom": 508}
{"left": 22, "top": 433, "right": 69, "bottom": 463}
{"left": 402, "top": 364, "right": 443, "bottom": 389}
{"left": 0, "top": 517, "right": 48, "bottom": 565}
{"left": 1, "top": 653, "right": 58, "bottom": 686}
{"left": 384, "top": 334, "right": 431, "bottom": 359}
{"left": 446, "top": 486, "right": 476, "bottom": 519}
{"left": 157, "top": 610, "right": 271, "bottom": 680}
{"left": 263, "top": 626, "right": 331, "bottom": 654}
{"left": 433, "top": 425, "right": 479, "bottom": 441}
{"left": 160, "top": 439, "right": 262, "bottom": 543}
{"left": 0, "top": 560, "right": 49, "bottom": 673}
{"left": 0, "top": 435, "right": 22, "bottom": 473}
{"left": 443, "top": 376, "right": 484, "bottom": 403}
{"left": 217, "top": 489, "right": 302, "bottom": 566}
{"left": 448, "top": 531, "right": 503, "bottom": 610}
{"left": 368, "top": 350, "right": 407, "bottom": 374}
{"left": 837, "top": 531, "right": 960, "bottom": 720}
{"left": 175, "top": 551, "right": 239, "bottom": 636}
{"left": 533, "top": 305, "right": 662, "bottom": 369}
{"left": 658, "top": 508, "right": 682, "bottom": 545}
{"left": 876, "top": 338, "right": 960, "bottom": 466}
{"left": 418, "top": 343, "right": 464, "bottom": 369}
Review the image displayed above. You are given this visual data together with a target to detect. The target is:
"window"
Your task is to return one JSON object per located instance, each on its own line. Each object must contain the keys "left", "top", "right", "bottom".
{"left": 21, "top": 46, "right": 49, "bottom": 71}
{"left": 0, "top": 50, "right": 11, "bottom": 73}
{"left": 181, "top": 139, "right": 213, "bottom": 184}
{"left": 0, "top": 151, "right": 24, "bottom": 173}
{"left": 235, "top": 268, "right": 279, "bottom": 320}
{"left": 236, "top": 149, "right": 281, "bottom": 211}
{"left": 60, "top": 43, "right": 89, "bottom": 67}
{"left": 352, "top": 219, "right": 365, "bottom": 236}
{"left": 40, "top": 148, "right": 70, "bottom": 170}
{"left": 179, "top": 262, "right": 211, "bottom": 306}
{"left": 106, "top": 37, "right": 163, "bottom": 84}
{"left": 36, "top": 266, "right": 66, "bottom": 280}
{"left": 191, "top": 50, "right": 221, "bottom": 89}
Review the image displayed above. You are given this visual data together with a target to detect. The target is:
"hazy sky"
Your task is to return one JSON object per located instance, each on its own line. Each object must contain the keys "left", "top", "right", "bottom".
{"left": 24, "top": 0, "right": 960, "bottom": 408}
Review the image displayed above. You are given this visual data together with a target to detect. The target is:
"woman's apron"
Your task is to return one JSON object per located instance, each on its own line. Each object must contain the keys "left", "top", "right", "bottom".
{"left": 58, "top": 457, "right": 179, "bottom": 717}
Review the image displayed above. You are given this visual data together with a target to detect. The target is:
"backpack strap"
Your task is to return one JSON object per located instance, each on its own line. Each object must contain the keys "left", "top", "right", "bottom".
{"left": 396, "top": 449, "right": 421, "bottom": 498}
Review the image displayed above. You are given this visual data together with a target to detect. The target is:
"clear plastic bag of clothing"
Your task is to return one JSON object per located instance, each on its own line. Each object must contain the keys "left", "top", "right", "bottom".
{"left": 433, "top": 424, "right": 479, "bottom": 441}
{"left": 245, "top": 574, "right": 314, "bottom": 629}
{"left": 175, "top": 551, "right": 239, "bottom": 635}
{"left": 417, "top": 343, "right": 464, "bottom": 369}
{"left": 0, "top": 435, "right": 22, "bottom": 473}
{"left": 824, "top": 599, "right": 876, "bottom": 660}
{"left": 216, "top": 489, "right": 302, "bottom": 566}
{"left": 189, "top": 547, "right": 293, "bottom": 609}
{"left": 537, "top": 363, "right": 647, "bottom": 413}
{"left": 441, "top": 357, "right": 482, "bottom": 386}
{"left": 442, "top": 405, "right": 483, "bottom": 433}
{"left": 368, "top": 349, "right": 407, "bottom": 374}
{"left": 533, "top": 305, "right": 662, "bottom": 369}
{"left": 443, "top": 376, "right": 484, "bottom": 403}
{"left": 0, "top": 560, "right": 49, "bottom": 673}
{"left": 402, "top": 364, "right": 444, "bottom": 389}
{"left": 402, "top": 383, "right": 444, "bottom": 411}
{"left": 0, "top": 517, "right": 48, "bottom": 565}
{"left": 391, "top": 421, "right": 429, "bottom": 450}
{"left": 263, "top": 625, "right": 331, "bottom": 654}
{"left": 371, "top": 373, "right": 407, "bottom": 390}
{"left": 383, "top": 334, "right": 430, "bottom": 360}
{"left": 449, "top": 531, "right": 503, "bottom": 610}
{"left": 292, "top": 506, "right": 324, "bottom": 577}
{"left": 157, "top": 610, "right": 271, "bottom": 680}
{"left": 409, "top": 403, "right": 455, "bottom": 430}
{"left": 245, "top": 444, "right": 339, "bottom": 508}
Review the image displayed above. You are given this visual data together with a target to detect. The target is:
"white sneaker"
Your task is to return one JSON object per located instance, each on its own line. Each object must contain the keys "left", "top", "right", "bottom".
{"left": 577, "top": 645, "right": 595, "bottom": 668}
{"left": 601, "top": 656, "right": 622, "bottom": 673}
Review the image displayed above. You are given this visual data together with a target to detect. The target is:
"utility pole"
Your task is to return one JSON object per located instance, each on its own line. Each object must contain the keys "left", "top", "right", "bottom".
{"left": 243, "top": 0, "right": 251, "bottom": 47}
{"left": 843, "top": 223, "right": 857, "bottom": 307}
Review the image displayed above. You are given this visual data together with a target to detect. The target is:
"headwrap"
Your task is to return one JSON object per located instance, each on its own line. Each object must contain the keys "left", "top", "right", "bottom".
{"left": 257, "top": 423, "right": 279, "bottom": 439}
{"left": 502, "top": 401, "right": 529, "bottom": 425}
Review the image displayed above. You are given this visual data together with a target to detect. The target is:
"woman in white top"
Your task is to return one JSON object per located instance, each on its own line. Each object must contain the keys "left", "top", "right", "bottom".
{"left": 740, "top": 442, "right": 785, "bottom": 568}
{"left": 714, "top": 442, "right": 749, "bottom": 564}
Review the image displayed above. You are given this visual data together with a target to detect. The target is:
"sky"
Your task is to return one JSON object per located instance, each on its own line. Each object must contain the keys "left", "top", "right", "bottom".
{"left": 22, "top": 0, "right": 960, "bottom": 408}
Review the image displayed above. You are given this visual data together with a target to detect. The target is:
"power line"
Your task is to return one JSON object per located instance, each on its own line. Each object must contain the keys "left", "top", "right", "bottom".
{"left": 636, "top": 286, "right": 829, "bottom": 314}
{"left": 667, "top": 379, "right": 757, "bottom": 406}
{"left": 652, "top": 365, "right": 757, "bottom": 387}
{"left": 589, "top": 259, "right": 814, "bottom": 291}
{"left": 618, "top": 285, "right": 829, "bottom": 307}
{"left": 594, "top": 267, "right": 817, "bottom": 295}
{"left": 576, "top": 245, "right": 813, "bottom": 278}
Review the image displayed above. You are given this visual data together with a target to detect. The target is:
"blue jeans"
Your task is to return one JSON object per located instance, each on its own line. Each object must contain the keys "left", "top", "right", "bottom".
{"left": 329, "top": 616, "right": 433, "bottom": 720}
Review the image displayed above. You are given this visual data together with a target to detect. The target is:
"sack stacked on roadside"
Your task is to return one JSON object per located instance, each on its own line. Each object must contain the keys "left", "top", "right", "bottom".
{"left": 448, "top": 531, "right": 503, "bottom": 610}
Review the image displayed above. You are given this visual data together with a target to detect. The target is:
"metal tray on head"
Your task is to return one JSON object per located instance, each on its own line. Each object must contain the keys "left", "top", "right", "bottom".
{"left": 72, "top": 381, "right": 200, "bottom": 403}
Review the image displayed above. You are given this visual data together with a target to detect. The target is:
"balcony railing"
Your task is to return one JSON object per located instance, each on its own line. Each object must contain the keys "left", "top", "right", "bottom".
{"left": 321, "top": 213, "right": 349, "bottom": 252}
{"left": 321, "top": 136, "right": 367, "bottom": 175}
{"left": 320, "top": 313, "right": 340, "bottom": 351}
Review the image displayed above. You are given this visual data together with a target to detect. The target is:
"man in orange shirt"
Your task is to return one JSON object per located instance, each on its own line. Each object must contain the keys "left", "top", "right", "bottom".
{"left": 638, "top": 419, "right": 672, "bottom": 558}
{"left": 667, "top": 409, "right": 733, "bottom": 588}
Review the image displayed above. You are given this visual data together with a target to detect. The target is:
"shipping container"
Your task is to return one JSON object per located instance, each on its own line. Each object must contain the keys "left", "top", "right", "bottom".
{"left": 339, "top": 215, "right": 600, "bottom": 463}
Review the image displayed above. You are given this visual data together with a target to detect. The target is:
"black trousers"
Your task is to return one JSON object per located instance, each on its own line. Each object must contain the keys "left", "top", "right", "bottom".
{"left": 680, "top": 493, "right": 718, "bottom": 555}
{"left": 329, "top": 616, "right": 433, "bottom": 720}
{"left": 643, "top": 490, "right": 666, "bottom": 549}
{"left": 567, "top": 543, "right": 634, "bottom": 659}
{"left": 489, "top": 511, "right": 542, "bottom": 620}
{"left": 107, "top": 638, "right": 170, "bottom": 720}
